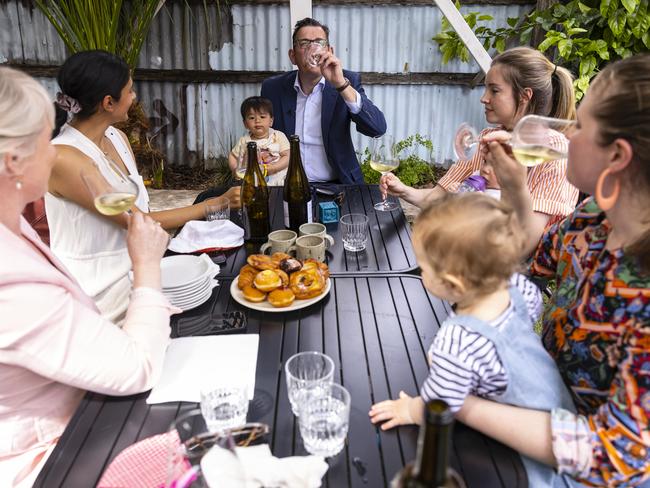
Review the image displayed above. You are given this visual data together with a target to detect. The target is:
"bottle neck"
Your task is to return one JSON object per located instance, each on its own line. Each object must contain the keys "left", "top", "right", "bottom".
{"left": 412, "top": 404, "right": 453, "bottom": 485}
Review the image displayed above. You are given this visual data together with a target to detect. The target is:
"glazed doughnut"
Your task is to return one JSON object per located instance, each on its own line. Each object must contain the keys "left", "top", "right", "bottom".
{"left": 268, "top": 287, "right": 296, "bottom": 308}
{"left": 304, "top": 258, "right": 330, "bottom": 279}
{"left": 290, "top": 269, "right": 325, "bottom": 300}
{"left": 241, "top": 285, "right": 267, "bottom": 302}
{"left": 237, "top": 265, "right": 258, "bottom": 289}
{"left": 247, "top": 254, "right": 275, "bottom": 271}
{"left": 253, "top": 269, "right": 282, "bottom": 292}
{"left": 276, "top": 269, "right": 290, "bottom": 287}
{"left": 271, "top": 252, "right": 292, "bottom": 269}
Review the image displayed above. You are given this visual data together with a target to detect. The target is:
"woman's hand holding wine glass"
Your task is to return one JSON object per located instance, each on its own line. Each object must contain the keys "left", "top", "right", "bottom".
{"left": 370, "top": 135, "right": 401, "bottom": 212}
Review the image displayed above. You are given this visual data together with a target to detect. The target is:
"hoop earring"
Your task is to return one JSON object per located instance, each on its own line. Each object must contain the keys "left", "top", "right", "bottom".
{"left": 595, "top": 168, "right": 620, "bottom": 211}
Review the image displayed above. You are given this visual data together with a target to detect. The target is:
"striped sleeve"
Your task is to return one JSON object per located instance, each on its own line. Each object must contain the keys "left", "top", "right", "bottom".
{"left": 509, "top": 273, "right": 543, "bottom": 323}
{"left": 421, "top": 322, "right": 507, "bottom": 413}
{"left": 526, "top": 132, "right": 579, "bottom": 217}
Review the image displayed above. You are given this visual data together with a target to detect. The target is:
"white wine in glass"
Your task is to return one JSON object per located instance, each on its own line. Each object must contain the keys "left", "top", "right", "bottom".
{"left": 94, "top": 192, "right": 138, "bottom": 215}
{"left": 370, "top": 135, "right": 401, "bottom": 212}
{"left": 81, "top": 157, "right": 140, "bottom": 216}
{"left": 453, "top": 114, "right": 575, "bottom": 167}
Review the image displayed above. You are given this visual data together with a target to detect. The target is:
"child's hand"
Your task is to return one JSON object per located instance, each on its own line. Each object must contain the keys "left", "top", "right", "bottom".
{"left": 369, "top": 391, "right": 418, "bottom": 430}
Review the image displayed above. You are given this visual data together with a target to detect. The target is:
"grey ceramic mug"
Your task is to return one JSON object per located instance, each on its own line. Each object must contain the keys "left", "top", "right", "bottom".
{"left": 288, "top": 235, "right": 327, "bottom": 262}
{"left": 260, "top": 229, "right": 297, "bottom": 255}
{"left": 298, "top": 222, "right": 335, "bottom": 248}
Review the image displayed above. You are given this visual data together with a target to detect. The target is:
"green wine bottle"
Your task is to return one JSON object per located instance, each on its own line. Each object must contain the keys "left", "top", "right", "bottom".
{"left": 240, "top": 141, "right": 270, "bottom": 242}
{"left": 283, "top": 135, "right": 312, "bottom": 231}
{"left": 392, "top": 400, "right": 466, "bottom": 488}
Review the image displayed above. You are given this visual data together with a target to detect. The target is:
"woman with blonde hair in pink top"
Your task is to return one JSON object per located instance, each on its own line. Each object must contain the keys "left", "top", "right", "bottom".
{"left": 0, "top": 66, "right": 174, "bottom": 487}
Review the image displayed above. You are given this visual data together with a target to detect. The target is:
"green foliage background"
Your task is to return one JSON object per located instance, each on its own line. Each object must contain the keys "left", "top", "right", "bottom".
{"left": 433, "top": 0, "right": 650, "bottom": 99}
{"left": 360, "top": 134, "right": 446, "bottom": 187}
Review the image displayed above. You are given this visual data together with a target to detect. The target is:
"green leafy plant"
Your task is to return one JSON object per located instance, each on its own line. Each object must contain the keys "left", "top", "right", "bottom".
{"left": 360, "top": 134, "right": 444, "bottom": 187}
{"left": 433, "top": 0, "right": 650, "bottom": 99}
{"left": 34, "top": 0, "right": 166, "bottom": 69}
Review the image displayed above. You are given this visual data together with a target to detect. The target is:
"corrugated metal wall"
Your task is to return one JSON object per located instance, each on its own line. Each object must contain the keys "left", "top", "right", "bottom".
{"left": 1, "top": 1, "right": 533, "bottom": 167}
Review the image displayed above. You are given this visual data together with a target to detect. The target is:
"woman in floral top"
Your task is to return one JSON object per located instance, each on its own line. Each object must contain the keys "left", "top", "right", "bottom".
{"left": 457, "top": 55, "right": 650, "bottom": 486}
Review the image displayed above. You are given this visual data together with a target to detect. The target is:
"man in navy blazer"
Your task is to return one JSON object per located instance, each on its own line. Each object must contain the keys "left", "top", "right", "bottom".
{"left": 261, "top": 18, "right": 386, "bottom": 184}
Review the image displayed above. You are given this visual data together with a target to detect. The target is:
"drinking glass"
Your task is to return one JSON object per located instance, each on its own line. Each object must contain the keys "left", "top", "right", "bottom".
{"left": 306, "top": 42, "right": 325, "bottom": 67}
{"left": 234, "top": 146, "right": 248, "bottom": 180}
{"left": 166, "top": 409, "right": 269, "bottom": 488}
{"left": 370, "top": 135, "right": 400, "bottom": 211}
{"left": 285, "top": 351, "right": 335, "bottom": 417}
{"left": 81, "top": 159, "right": 140, "bottom": 216}
{"left": 200, "top": 385, "right": 249, "bottom": 433}
{"left": 340, "top": 213, "right": 369, "bottom": 252}
{"left": 205, "top": 198, "right": 230, "bottom": 221}
{"left": 453, "top": 114, "right": 575, "bottom": 166}
{"left": 298, "top": 383, "right": 350, "bottom": 458}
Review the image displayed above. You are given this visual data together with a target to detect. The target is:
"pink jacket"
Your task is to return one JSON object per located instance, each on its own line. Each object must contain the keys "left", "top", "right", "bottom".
{"left": 0, "top": 218, "right": 172, "bottom": 487}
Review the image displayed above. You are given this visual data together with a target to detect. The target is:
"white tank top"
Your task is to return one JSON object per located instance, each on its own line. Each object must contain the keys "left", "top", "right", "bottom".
{"left": 45, "top": 125, "right": 149, "bottom": 323}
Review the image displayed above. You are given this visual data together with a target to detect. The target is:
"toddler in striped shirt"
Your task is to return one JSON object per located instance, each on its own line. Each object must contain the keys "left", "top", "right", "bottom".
{"left": 369, "top": 193, "right": 575, "bottom": 487}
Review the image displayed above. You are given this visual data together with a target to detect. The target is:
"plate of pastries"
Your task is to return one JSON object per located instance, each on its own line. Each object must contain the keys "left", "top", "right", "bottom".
{"left": 230, "top": 253, "right": 331, "bottom": 311}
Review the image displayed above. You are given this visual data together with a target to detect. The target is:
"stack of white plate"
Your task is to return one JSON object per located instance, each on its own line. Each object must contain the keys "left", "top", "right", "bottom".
{"left": 160, "top": 254, "right": 219, "bottom": 311}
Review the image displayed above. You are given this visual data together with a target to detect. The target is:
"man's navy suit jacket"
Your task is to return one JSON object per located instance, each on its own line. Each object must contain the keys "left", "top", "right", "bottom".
{"left": 261, "top": 70, "right": 387, "bottom": 184}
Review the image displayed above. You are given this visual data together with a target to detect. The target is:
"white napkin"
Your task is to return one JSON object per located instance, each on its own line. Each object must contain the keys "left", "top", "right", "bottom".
{"left": 201, "top": 444, "right": 328, "bottom": 488}
{"left": 168, "top": 219, "right": 244, "bottom": 253}
{"left": 146, "top": 335, "right": 259, "bottom": 404}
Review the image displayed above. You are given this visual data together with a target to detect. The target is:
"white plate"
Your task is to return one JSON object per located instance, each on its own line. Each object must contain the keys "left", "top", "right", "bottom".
{"left": 160, "top": 255, "right": 214, "bottom": 289}
{"left": 230, "top": 276, "right": 331, "bottom": 312}
{"left": 177, "top": 293, "right": 212, "bottom": 311}
{"left": 171, "top": 287, "right": 214, "bottom": 310}
{"left": 169, "top": 284, "right": 214, "bottom": 306}
{"left": 164, "top": 278, "right": 212, "bottom": 299}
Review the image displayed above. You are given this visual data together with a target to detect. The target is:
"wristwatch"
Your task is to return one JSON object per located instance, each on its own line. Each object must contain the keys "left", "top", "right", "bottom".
{"left": 335, "top": 78, "right": 351, "bottom": 92}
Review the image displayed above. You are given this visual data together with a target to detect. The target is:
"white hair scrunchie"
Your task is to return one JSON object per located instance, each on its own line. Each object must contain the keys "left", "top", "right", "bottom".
{"left": 55, "top": 92, "right": 82, "bottom": 114}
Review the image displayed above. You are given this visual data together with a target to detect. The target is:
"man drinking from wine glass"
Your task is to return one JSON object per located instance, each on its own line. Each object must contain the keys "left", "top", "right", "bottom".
{"left": 261, "top": 17, "right": 387, "bottom": 185}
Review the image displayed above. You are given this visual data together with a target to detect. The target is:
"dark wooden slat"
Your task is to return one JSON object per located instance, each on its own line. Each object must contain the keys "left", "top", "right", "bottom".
{"left": 62, "top": 395, "right": 136, "bottom": 487}
{"left": 351, "top": 277, "right": 407, "bottom": 483}
{"left": 321, "top": 279, "right": 351, "bottom": 488}
{"left": 363, "top": 186, "right": 415, "bottom": 272}
{"left": 272, "top": 313, "right": 300, "bottom": 458}
{"left": 366, "top": 185, "right": 417, "bottom": 270}
{"left": 335, "top": 277, "right": 389, "bottom": 487}
{"left": 342, "top": 185, "right": 382, "bottom": 272}
{"left": 32, "top": 395, "right": 100, "bottom": 487}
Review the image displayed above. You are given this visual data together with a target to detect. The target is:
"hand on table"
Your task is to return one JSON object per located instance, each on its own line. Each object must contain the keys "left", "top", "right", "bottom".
{"left": 369, "top": 391, "right": 420, "bottom": 430}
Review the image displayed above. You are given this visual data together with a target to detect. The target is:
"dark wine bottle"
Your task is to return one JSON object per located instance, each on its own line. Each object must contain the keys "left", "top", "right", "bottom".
{"left": 240, "top": 141, "right": 270, "bottom": 242}
{"left": 392, "top": 400, "right": 465, "bottom": 488}
{"left": 283, "top": 135, "right": 312, "bottom": 231}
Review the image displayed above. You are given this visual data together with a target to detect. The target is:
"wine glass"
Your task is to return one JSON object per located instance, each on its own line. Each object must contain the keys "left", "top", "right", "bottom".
{"left": 370, "top": 135, "right": 400, "bottom": 212}
{"left": 306, "top": 42, "right": 325, "bottom": 67}
{"left": 81, "top": 157, "right": 140, "bottom": 216}
{"left": 454, "top": 114, "right": 575, "bottom": 166}
{"left": 234, "top": 146, "right": 248, "bottom": 180}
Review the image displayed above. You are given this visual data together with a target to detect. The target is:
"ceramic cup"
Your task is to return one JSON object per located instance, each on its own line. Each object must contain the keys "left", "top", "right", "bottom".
{"left": 298, "top": 222, "right": 335, "bottom": 248}
{"left": 289, "top": 235, "right": 327, "bottom": 262}
{"left": 260, "top": 229, "right": 297, "bottom": 255}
